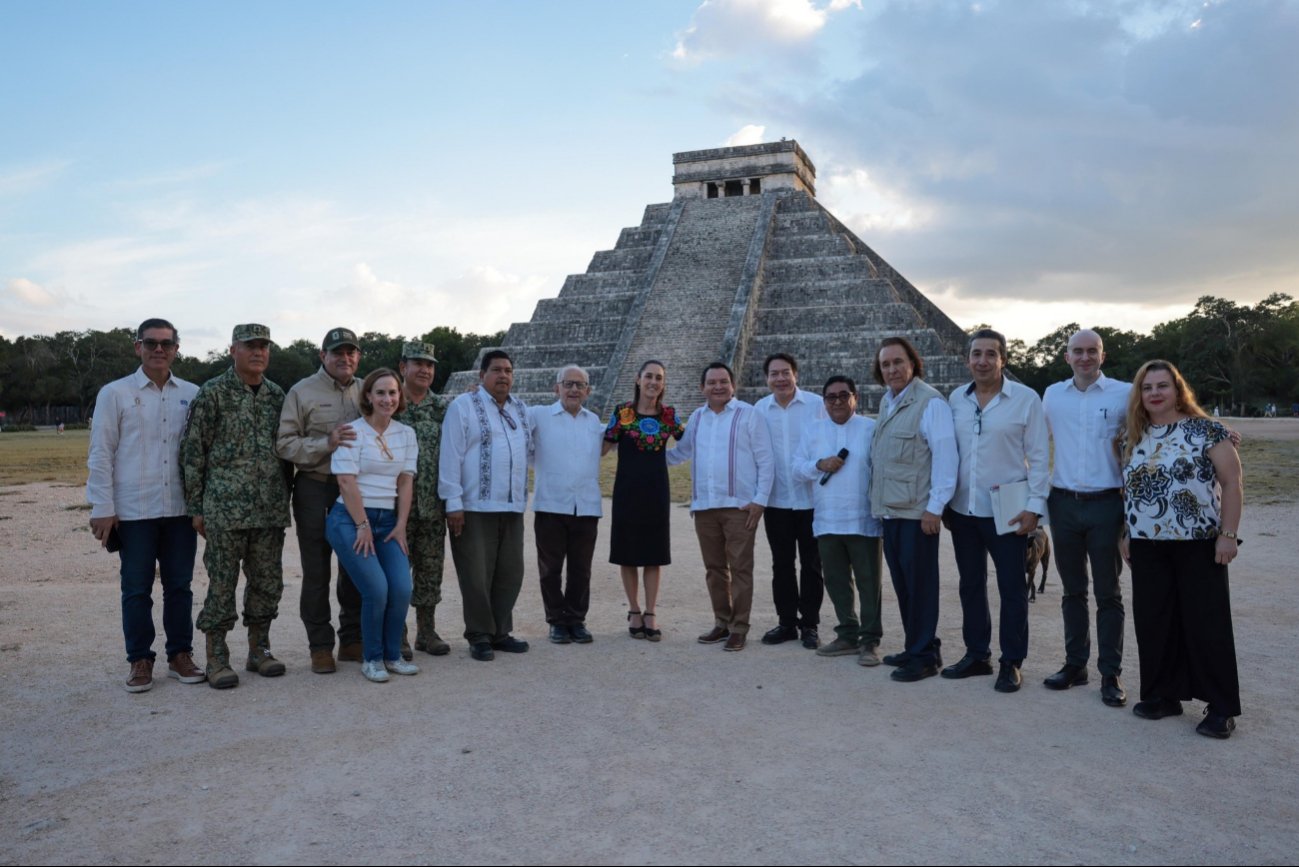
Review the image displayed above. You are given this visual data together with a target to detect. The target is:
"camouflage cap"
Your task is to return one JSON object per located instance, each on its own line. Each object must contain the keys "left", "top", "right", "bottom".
{"left": 232, "top": 323, "right": 271, "bottom": 343}
{"left": 322, "top": 327, "right": 360, "bottom": 351}
{"left": 401, "top": 341, "right": 438, "bottom": 363}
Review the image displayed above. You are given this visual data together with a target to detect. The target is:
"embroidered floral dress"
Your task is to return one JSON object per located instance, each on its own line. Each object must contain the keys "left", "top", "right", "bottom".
{"left": 1121, "top": 417, "right": 1230, "bottom": 541}
{"left": 605, "top": 402, "right": 686, "bottom": 566}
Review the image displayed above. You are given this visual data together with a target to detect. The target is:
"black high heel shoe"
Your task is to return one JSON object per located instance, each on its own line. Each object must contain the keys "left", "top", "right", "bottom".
{"left": 643, "top": 611, "right": 661, "bottom": 642}
{"left": 628, "top": 610, "right": 646, "bottom": 639}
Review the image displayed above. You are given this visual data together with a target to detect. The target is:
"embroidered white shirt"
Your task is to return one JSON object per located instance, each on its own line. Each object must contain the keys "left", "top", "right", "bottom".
{"left": 667, "top": 399, "right": 774, "bottom": 511}
{"left": 86, "top": 367, "right": 198, "bottom": 520}
{"left": 438, "top": 387, "right": 531, "bottom": 514}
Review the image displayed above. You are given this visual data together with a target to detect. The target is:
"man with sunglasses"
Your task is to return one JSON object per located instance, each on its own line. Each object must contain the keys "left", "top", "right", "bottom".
{"left": 88, "top": 318, "right": 204, "bottom": 692}
{"left": 942, "top": 329, "right": 1049, "bottom": 693}
{"left": 439, "top": 350, "right": 533, "bottom": 661}
{"left": 527, "top": 366, "right": 604, "bottom": 644}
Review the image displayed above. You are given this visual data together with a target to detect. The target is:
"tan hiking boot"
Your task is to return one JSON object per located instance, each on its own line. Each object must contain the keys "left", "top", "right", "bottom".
{"left": 125, "top": 658, "right": 154, "bottom": 693}
{"left": 310, "top": 649, "right": 337, "bottom": 674}
{"left": 414, "top": 607, "right": 450, "bottom": 656}
{"left": 205, "top": 633, "right": 239, "bottom": 690}
{"left": 245, "top": 624, "right": 286, "bottom": 677}
{"left": 337, "top": 641, "right": 364, "bottom": 662}
{"left": 167, "top": 651, "right": 207, "bottom": 684}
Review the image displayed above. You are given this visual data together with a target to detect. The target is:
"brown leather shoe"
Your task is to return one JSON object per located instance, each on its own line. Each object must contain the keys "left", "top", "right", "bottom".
{"left": 125, "top": 658, "right": 154, "bottom": 693}
{"left": 697, "top": 626, "right": 730, "bottom": 644}
{"left": 167, "top": 652, "right": 207, "bottom": 684}
{"left": 724, "top": 633, "right": 747, "bottom": 652}
{"left": 337, "top": 642, "right": 364, "bottom": 662}
{"left": 310, "top": 649, "right": 337, "bottom": 674}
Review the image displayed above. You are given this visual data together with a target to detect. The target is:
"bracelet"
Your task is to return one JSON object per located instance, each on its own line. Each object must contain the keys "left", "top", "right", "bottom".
{"left": 356, "top": 521, "right": 370, "bottom": 531}
{"left": 1219, "top": 529, "right": 1238, "bottom": 540}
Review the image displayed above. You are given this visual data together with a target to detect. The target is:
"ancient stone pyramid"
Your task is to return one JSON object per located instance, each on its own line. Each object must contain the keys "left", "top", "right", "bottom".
{"left": 446, "top": 141, "right": 968, "bottom": 415}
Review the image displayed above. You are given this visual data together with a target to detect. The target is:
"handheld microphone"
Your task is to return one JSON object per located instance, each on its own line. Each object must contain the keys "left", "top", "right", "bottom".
{"left": 819, "top": 448, "right": 850, "bottom": 485}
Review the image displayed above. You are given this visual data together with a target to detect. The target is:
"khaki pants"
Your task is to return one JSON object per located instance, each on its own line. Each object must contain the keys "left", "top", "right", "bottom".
{"left": 693, "top": 508, "right": 757, "bottom": 635}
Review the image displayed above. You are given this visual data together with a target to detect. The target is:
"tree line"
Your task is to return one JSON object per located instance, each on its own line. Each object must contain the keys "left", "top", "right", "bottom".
{"left": 0, "top": 326, "right": 504, "bottom": 426}
{"left": 1, "top": 293, "right": 1295, "bottom": 426}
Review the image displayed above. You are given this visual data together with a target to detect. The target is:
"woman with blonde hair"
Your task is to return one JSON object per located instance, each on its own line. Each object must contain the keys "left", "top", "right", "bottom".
{"left": 602, "top": 360, "right": 685, "bottom": 641}
{"left": 1119, "top": 360, "right": 1242, "bottom": 737}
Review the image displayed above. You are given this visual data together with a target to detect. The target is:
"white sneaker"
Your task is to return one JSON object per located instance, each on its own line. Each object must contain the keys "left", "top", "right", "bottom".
{"left": 384, "top": 658, "right": 420, "bottom": 676}
{"left": 360, "top": 660, "right": 390, "bottom": 683}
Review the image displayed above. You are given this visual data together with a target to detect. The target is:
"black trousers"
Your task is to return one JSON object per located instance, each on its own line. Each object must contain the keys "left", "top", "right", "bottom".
{"left": 883, "top": 519, "right": 942, "bottom": 664}
{"left": 534, "top": 512, "right": 599, "bottom": 626}
{"left": 762, "top": 507, "right": 823, "bottom": 627}
{"left": 1130, "top": 539, "right": 1241, "bottom": 716}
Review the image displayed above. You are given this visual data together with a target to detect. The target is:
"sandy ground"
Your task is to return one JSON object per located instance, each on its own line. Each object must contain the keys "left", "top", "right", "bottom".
{"left": 2, "top": 420, "right": 1298, "bottom": 865}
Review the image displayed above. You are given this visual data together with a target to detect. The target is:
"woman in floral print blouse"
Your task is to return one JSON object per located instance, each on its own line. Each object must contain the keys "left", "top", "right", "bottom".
{"left": 1118, "top": 360, "right": 1243, "bottom": 738}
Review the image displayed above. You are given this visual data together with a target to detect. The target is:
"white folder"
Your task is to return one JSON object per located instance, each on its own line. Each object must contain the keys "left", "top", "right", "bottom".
{"left": 990, "top": 480, "right": 1029, "bottom": 535}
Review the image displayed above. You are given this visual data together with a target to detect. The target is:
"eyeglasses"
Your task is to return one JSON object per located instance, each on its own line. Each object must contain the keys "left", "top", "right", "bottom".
{"left": 823, "top": 392, "right": 853, "bottom": 404}
{"left": 497, "top": 404, "right": 518, "bottom": 431}
{"left": 139, "top": 339, "right": 177, "bottom": 351}
{"left": 375, "top": 431, "right": 395, "bottom": 461}
{"left": 974, "top": 406, "right": 983, "bottom": 436}
{"left": 561, "top": 381, "right": 591, "bottom": 391}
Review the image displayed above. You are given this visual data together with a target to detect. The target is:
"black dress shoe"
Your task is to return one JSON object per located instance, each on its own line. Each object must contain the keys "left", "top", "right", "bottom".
{"left": 1100, "top": 674, "right": 1127, "bottom": 707}
{"left": 570, "top": 624, "right": 594, "bottom": 644}
{"left": 941, "top": 654, "right": 995, "bottom": 679}
{"left": 1196, "top": 708, "right": 1236, "bottom": 739}
{"left": 761, "top": 624, "right": 799, "bottom": 645}
{"left": 1132, "top": 697, "right": 1183, "bottom": 720}
{"left": 994, "top": 662, "right": 1023, "bottom": 693}
{"left": 491, "top": 636, "right": 530, "bottom": 653}
{"left": 470, "top": 643, "right": 495, "bottom": 661}
{"left": 890, "top": 660, "right": 938, "bottom": 682}
{"left": 882, "top": 651, "right": 910, "bottom": 667}
{"left": 1043, "top": 664, "right": 1089, "bottom": 690}
{"left": 549, "top": 625, "right": 572, "bottom": 644}
{"left": 800, "top": 627, "right": 820, "bottom": 649}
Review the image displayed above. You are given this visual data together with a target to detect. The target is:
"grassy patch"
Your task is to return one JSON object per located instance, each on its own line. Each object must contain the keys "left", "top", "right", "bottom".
{"left": 1238, "top": 438, "right": 1299, "bottom": 505}
{"left": 0, "top": 430, "right": 90, "bottom": 487}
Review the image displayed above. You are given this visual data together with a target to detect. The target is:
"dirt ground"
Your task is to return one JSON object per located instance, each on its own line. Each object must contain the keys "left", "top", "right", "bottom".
{"left": 2, "top": 419, "right": 1297, "bottom": 865}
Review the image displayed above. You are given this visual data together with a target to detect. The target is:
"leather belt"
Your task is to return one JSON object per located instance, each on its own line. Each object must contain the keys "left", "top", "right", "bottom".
{"left": 1051, "top": 486, "right": 1120, "bottom": 501}
{"left": 297, "top": 470, "right": 334, "bottom": 483}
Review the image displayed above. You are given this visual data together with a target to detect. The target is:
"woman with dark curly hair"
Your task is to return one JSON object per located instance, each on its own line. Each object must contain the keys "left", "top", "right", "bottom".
{"left": 602, "top": 360, "right": 685, "bottom": 641}
{"left": 1119, "top": 360, "right": 1243, "bottom": 738}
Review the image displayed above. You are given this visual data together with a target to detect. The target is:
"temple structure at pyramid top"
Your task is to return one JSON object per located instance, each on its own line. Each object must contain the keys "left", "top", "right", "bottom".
{"left": 445, "top": 140, "right": 969, "bottom": 415}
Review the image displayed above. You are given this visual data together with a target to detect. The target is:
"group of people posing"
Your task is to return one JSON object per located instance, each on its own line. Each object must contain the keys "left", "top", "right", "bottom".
{"left": 87, "top": 320, "right": 1244, "bottom": 739}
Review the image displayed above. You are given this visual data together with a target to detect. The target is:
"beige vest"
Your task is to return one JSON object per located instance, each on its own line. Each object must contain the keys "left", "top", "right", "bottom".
{"left": 869, "top": 378, "right": 944, "bottom": 520}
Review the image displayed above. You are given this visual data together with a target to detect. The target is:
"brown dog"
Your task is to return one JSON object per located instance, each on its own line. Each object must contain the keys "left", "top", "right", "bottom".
{"left": 1026, "top": 527, "right": 1051, "bottom": 602}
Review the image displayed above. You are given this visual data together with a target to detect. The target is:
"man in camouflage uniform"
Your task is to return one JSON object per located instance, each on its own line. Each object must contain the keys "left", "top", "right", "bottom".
{"left": 180, "top": 324, "right": 293, "bottom": 689}
{"left": 396, "top": 341, "right": 451, "bottom": 655}
{"left": 276, "top": 327, "right": 364, "bottom": 673}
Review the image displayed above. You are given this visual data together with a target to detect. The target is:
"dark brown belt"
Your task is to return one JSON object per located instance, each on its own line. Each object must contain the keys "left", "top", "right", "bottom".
{"left": 297, "top": 470, "right": 334, "bottom": 483}
{"left": 1051, "top": 486, "right": 1120, "bottom": 501}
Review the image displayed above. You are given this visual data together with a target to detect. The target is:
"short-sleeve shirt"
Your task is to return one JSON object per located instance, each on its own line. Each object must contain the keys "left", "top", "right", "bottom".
{"left": 1121, "top": 418, "right": 1229, "bottom": 541}
{"left": 331, "top": 418, "right": 418, "bottom": 510}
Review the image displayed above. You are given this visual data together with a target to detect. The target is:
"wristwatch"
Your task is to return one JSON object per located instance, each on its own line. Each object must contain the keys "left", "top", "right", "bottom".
{"left": 1219, "top": 529, "right": 1238, "bottom": 540}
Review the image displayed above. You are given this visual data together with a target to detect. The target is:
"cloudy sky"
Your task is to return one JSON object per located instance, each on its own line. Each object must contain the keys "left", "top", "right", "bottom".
{"left": 2, "top": 0, "right": 1295, "bottom": 357}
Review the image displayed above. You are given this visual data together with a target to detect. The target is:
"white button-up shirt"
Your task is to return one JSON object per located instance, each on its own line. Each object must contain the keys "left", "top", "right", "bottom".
{"left": 438, "top": 387, "right": 531, "bottom": 514}
{"left": 949, "top": 378, "right": 1050, "bottom": 518}
{"left": 1042, "top": 373, "right": 1131, "bottom": 491}
{"left": 667, "top": 399, "right": 774, "bottom": 511}
{"left": 528, "top": 401, "right": 604, "bottom": 517}
{"left": 793, "top": 415, "right": 883, "bottom": 537}
{"left": 754, "top": 388, "right": 826, "bottom": 510}
{"left": 86, "top": 367, "right": 198, "bottom": 520}
{"left": 879, "top": 380, "right": 959, "bottom": 516}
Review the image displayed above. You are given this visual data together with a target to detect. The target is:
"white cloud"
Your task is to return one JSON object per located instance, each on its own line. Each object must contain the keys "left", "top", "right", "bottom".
{"left": 672, "top": 0, "right": 859, "bottom": 62}
{"left": 724, "top": 124, "right": 768, "bottom": 146}
{"left": 0, "top": 159, "right": 73, "bottom": 196}
{"left": 5, "top": 277, "right": 60, "bottom": 307}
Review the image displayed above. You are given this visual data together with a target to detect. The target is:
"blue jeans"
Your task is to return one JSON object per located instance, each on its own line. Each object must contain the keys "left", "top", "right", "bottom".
{"left": 325, "top": 504, "right": 412, "bottom": 663}
{"left": 118, "top": 516, "right": 198, "bottom": 663}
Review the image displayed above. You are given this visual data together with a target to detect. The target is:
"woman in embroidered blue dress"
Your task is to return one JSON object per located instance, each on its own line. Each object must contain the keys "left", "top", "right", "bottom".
{"left": 603, "top": 360, "right": 686, "bottom": 641}
{"left": 325, "top": 368, "right": 420, "bottom": 683}
{"left": 1118, "top": 360, "right": 1243, "bottom": 738}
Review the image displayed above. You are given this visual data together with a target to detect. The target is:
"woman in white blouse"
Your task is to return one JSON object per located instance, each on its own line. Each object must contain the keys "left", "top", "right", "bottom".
{"left": 1119, "top": 360, "right": 1242, "bottom": 738}
{"left": 325, "top": 368, "right": 420, "bottom": 683}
